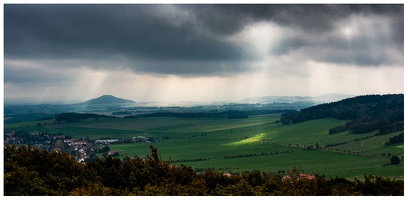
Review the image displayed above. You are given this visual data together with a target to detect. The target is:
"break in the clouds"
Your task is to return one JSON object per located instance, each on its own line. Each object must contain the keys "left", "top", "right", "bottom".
{"left": 4, "top": 4, "right": 404, "bottom": 103}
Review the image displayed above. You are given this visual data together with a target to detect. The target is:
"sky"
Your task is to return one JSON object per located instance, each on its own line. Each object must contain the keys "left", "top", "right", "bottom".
{"left": 3, "top": 3, "right": 405, "bottom": 104}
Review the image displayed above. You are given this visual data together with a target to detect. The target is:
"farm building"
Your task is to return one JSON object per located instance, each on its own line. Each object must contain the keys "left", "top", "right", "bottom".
{"left": 95, "top": 139, "right": 119, "bottom": 144}
{"left": 133, "top": 136, "right": 148, "bottom": 142}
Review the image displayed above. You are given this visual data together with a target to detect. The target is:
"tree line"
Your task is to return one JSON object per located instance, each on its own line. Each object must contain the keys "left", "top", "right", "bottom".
{"left": 55, "top": 112, "right": 115, "bottom": 122}
{"left": 224, "top": 150, "right": 294, "bottom": 159}
{"left": 280, "top": 94, "right": 404, "bottom": 135}
{"left": 4, "top": 144, "right": 403, "bottom": 196}
{"left": 173, "top": 158, "right": 209, "bottom": 163}
{"left": 385, "top": 133, "right": 404, "bottom": 146}
{"left": 125, "top": 110, "right": 295, "bottom": 120}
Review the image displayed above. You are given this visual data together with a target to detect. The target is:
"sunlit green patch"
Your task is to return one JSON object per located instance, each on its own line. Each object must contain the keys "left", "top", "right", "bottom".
{"left": 395, "top": 145, "right": 404, "bottom": 148}
{"left": 226, "top": 133, "right": 266, "bottom": 146}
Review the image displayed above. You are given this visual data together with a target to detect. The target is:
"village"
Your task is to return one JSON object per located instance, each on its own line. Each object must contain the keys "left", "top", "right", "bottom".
{"left": 4, "top": 130, "right": 158, "bottom": 163}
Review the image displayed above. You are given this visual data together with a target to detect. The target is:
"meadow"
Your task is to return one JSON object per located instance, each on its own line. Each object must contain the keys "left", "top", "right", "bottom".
{"left": 4, "top": 114, "right": 403, "bottom": 179}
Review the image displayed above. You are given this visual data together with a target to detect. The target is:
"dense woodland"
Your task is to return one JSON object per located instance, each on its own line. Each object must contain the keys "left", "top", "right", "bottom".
{"left": 4, "top": 144, "right": 403, "bottom": 196}
{"left": 280, "top": 94, "right": 404, "bottom": 134}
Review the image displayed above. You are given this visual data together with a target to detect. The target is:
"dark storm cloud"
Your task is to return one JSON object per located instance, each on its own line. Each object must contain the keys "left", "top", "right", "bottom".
{"left": 313, "top": 34, "right": 395, "bottom": 66}
{"left": 187, "top": 4, "right": 403, "bottom": 34}
{"left": 4, "top": 5, "right": 247, "bottom": 60}
{"left": 4, "top": 4, "right": 404, "bottom": 76}
{"left": 4, "top": 63, "right": 73, "bottom": 86}
{"left": 126, "top": 60, "right": 253, "bottom": 76}
{"left": 188, "top": 4, "right": 403, "bottom": 66}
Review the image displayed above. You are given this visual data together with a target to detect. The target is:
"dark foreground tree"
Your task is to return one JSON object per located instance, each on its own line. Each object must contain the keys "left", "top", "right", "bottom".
{"left": 4, "top": 144, "right": 404, "bottom": 196}
{"left": 4, "top": 145, "right": 94, "bottom": 195}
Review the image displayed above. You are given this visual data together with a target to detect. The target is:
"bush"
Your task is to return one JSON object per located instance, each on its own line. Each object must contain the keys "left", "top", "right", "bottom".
{"left": 390, "top": 156, "right": 400, "bottom": 165}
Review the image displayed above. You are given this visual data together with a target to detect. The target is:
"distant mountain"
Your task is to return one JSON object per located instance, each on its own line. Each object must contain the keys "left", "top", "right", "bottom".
{"left": 80, "top": 95, "right": 135, "bottom": 105}
{"left": 241, "top": 93, "right": 352, "bottom": 104}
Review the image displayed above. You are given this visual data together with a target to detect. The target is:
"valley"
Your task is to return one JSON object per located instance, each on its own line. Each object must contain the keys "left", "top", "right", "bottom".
{"left": 4, "top": 113, "right": 403, "bottom": 180}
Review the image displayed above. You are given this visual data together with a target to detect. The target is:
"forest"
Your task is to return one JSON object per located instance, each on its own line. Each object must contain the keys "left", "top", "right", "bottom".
{"left": 280, "top": 94, "right": 403, "bottom": 134}
{"left": 4, "top": 144, "right": 403, "bottom": 196}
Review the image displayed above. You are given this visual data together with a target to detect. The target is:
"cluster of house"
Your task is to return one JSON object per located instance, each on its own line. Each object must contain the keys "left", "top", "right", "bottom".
{"left": 4, "top": 131, "right": 17, "bottom": 143}
{"left": 56, "top": 137, "right": 123, "bottom": 162}
{"left": 4, "top": 130, "right": 155, "bottom": 163}
{"left": 61, "top": 138, "right": 95, "bottom": 162}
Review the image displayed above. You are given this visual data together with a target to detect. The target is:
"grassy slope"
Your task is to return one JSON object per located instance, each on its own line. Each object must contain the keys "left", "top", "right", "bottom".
{"left": 4, "top": 115, "right": 403, "bottom": 179}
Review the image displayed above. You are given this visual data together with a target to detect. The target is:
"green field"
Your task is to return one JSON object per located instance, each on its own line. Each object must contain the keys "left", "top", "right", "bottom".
{"left": 4, "top": 115, "right": 403, "bottom": 179}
